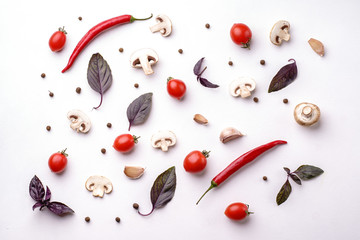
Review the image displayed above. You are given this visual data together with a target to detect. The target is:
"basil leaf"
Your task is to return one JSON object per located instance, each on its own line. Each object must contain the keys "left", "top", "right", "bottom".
{"left": 127, "top": 92, "right": 153, "bottom": 131}
{"left": 47, "top": 202, "right": 75, "bottom": 216}
{"left": 283, "top": 167, "right": 291, "bottom": 174}
{"left": 87, "top": 53, "right": 113, "bottom": 109}
{"left": 29, "top": 175, "right": 45, "bottom": 202}
{"left": 193, "top": 57, "right": 205, "bottom": 76}
{"left": 268, "top": 59, "right": 297, "bottom": 93}
{"left": 138, "top": 166, "right": 176, "bottom": 216}
{"left": 32, "top": 202, "right": 43, "bottom": 211}
{"left": 293, "top": 165, "right": 324, "bottom": 180}
{"left": 289, "top": 173, "right": 302, "bottom": 185}
{"left": 193, "top": 57, "right": 219, "bottom": 88}
{"left": 199, "top": 77, "right": 219, "bottom": 88}
{"left": 44, "top": 186, "right": 51, "bottom": 202}
{"left": 276, "top": 179, "right": 292, "bottom": 205}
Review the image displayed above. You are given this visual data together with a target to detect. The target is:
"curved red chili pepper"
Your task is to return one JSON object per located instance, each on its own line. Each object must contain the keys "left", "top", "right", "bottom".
{"left": 196, "top": 140, "right": 287, "bottom": 204}
{"left": 62, "top": 14, "right": 153, "bottom": 73}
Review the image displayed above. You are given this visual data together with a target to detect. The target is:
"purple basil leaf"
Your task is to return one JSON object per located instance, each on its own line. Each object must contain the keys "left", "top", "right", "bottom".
{"left": 276, "top": 179, "right": 292, "bottom": 205}
{"left": 87, "top": 53, "right": 113, "bottom": 109}
{"left": 268, "top": 59, "right": 297, "bottom": 93}
{"left": 199, "top": 77, "right": 219, "bottom": 88}
{"left": 138, "top": 166, "right": 176, "bottom": 216}
{"left": 126, "top": 92, "right": 153, "bottom": 131}
{"left": 293, "top": 165, "right": 324, "bottom": 180}
{"left": 47, "top": 202, "right": 74, "bottom": 216}
{"left": 32, "top": 202, "right": 43, "bottom": 211}
{"left": 193, "top": 57, "right": 205, "bottom": 76}
{"left": 29, "top": 175, "right": 45, "bottom": 202}
{"left": 289, "top": 173, "right": 302, "bottom": 185}
{"left": 44, "top": 186, "right": 51, "bottom": 202}
{"left": 283, "top": 167, "right": 291, "bottom": 174}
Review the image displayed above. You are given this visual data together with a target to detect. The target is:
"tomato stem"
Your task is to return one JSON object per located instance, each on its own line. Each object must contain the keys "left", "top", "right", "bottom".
{"left": 167, "top": 77, "right": 173, "bottom": 83}
{"left": 201, "top": 150, "right": 211, "bottom": 158}
{"left": 196, "top": 181, "right": 217, "bottom": 205}
{"left": 133, "top": 135, "right": 141, "bottom": 144}
{"left": 60, "top": 148, "right": 68, "bottom": 157}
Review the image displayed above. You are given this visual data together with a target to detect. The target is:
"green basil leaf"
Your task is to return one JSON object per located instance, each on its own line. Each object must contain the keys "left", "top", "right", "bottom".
{"left": 126, "top": 92, "right": 153, "bottom": 131}
{"left": 87, "top": 53, "right": 113, "bottom": 109}
{"left": 276, "top": 179, "right": 292, "bottom": 205}
{"left": 293, "top": 165, "right": 324, "bottom": 180}
{"left": 268, "top": 59, "right": 297, "bottom": 93}
{"left": 289, "top": 173, "right": 302, "bottom": 185}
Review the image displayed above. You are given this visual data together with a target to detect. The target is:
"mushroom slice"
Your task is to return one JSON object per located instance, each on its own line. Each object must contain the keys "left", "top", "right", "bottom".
{"left": 149, "top": 14, "right": 172, "bottom": 37}
{"left": 130, "top": 48, "right": 159, "bottom": 75}
{"left": 151, "top": 130, "right": 177, "bottom": 152}
{"left": 229, "top": 77, "right": 256, "bottom": 98}
{"left": 67, "top": 109, "right": 91, "bottom": 133}
{"left": 85, "top": 176, "right": 113, "bottom": 198}
{"left": 220, "top": 127, "right": 244, "bottom": 143}
{"left": 294, "top": 102, "right": 321, "bottom": 126}
{"left": 270, "top": 20, "right": 290, "bottom": 45}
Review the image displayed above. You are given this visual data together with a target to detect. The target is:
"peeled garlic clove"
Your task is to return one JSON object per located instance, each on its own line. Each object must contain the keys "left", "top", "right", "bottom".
{"left": 124, "top": 166, "right": 145, "bottom": 179}
{"left": 308, "top": 38, "right": 324, "bottom": 57}
{"left": 193, "top": 114, "right": 208, "bottom": 125}
{"left": 220, "top": 127, "right": 244, "bottom": 143}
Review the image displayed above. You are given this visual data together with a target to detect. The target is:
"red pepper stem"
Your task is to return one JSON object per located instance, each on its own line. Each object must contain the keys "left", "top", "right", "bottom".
{"left": 196, "top": 181, "right": 217, "bottom": 205}
{"left": 130, "top": 13, "right": 153, "bottom": 22}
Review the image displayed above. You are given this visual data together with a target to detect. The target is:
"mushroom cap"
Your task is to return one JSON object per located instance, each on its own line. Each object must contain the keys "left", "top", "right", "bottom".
{"left": 130, "top": 48, "right": 159, "bottom": 68}
{"left": 150, "top": 14, "right": 172, "bottom": 37}
{"left": 294, "top": 102, "right": 320, "bottom": 126}
{"left": 67, "top": 109, "right": 91, "bottom": 133}
{"left": 229, "top": 77, "right": 256, "bottom": 98}
{"left": 151, "top": 130, "right": 177, "bottom": 151}
{"left": 85, "top": 176, "right": 113, "bottom": 197}
{"left": 270, "top": 20, "right": 290, "bottom": 45}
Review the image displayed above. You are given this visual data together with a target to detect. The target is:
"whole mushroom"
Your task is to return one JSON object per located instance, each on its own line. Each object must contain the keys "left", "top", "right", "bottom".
{"left": 130, "top": 48, "right": 159, "bottom": 75}
{"left": 294, "top": 102, "right": 320, "bottom": 126}
{"left": 229, "top": 77, "right": 256, "bottom": 98}
{"left": 270, "top": 20, "right": 290, "bottom": 45}
{"left": 67, "top": 109, "right": 91, "bottom": 133}
{"left": 149, "top": 14, "right": 172, "bottom": 37}
{"left": 85, "top": 176, "right": 113, "bottom": 198}
{"left": 151, "top": 130, "right": 176, "bottom": 152}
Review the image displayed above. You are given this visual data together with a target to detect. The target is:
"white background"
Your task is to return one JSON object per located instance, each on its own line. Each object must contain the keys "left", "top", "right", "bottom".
{"left": 1, "top": 0, "right": 360, "bottom": 239}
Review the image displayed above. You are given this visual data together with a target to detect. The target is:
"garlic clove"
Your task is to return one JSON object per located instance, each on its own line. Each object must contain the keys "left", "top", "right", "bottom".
{"left": 308, "top": 38, "right": 324, "bottom": 57}
{"left": 220, "top": 127, "right": 244, "bottom": 143}
{"left": 124, "top": 166, "right": 145, "bottom": 179}
{"left": 193, "top": 114, "right": 208, "bottom": 125}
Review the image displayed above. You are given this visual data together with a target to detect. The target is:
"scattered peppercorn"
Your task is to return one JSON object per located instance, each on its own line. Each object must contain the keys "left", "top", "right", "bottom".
{"left": 263, "top": 176, "right": 268, "bottom": 181}
{"left": 134, "top": 83, "right": 139, "bottom": 88}
{"left": 115, "top": 217, "right": 121, "bottom": 223}
{"left": 178, "top": 49, "right": 183, "bottom": 54}
{"left": 283, "top": 98, "right": 289, "bottom": 104}
{"left": 107, "top": 123, "right": 112, "bottom": 128}
{"left": 49, "top": 91, "right": 54, "bottom": 97}
{"left": 253, "top": 97, "right": 259, "bottom": 103}
{"left": 46, "top": 125, "right": 51, "bottom": 131}
{"left": 41, "top": 73, "right": 46, "bottom": 78}
{"left": 101, "top": 148, "right": 106, "bottom": 154}
{"left": 76, "top": 87, "right": 81, "bottom": 94}
{"left": 119, "top": 47, "right": 124, "bottom": 53}
{"left": 133, "top": 203, "right": 139, "bottom": 210}
{"left": 260, "top": 60, "right": 265, "bottom": 65}
{"left": 85, "top": 216, "right": 90, "bottom": 222}
{"left": 205, "top": 23, "right": 210, "bottom": 29}
{"left": 228, "top": 61, "right": 233, "bottom": 66}
{"left": 78, "top": 16, "right": 82, "bottom": 21}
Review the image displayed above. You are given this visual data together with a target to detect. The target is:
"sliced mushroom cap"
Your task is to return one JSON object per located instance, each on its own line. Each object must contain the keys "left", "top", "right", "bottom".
{"left": 67, "top": 109, "right": 91, "bottom": 133}
{"left": 151, "top": 130, "right": 176, "bottom": 152}
{"left": 294, "top": 102, "right": 320, "bottom": 126}
{"left": 85, "top": 176, "right": 113, "bottom": 198}
{"left": 130, "top": 48, "right": 159, "bottom": 75}
{"left": 270, "top": 20, "right": 290, "bottom": 45}
{"left": 149, "top": 14, "right": 172, "bottom": 37}
{"left": 229, "top": 77, "right": 256, "bottom": 98}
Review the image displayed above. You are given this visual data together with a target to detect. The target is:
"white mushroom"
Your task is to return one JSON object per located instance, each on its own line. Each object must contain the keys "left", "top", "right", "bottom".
{"left": 130, "top": 48, "right": 159, "bottom": 75}
{"left": 149, "top": 14, "right": 172, "bottom": 37}
{"left": 229, "top": 77, "right": 256, "bottom": 98}
{"left": 85, "top": 176, "right": 113, "bottom": 198}
{"left": 151, "top": 130, "right": 176, "bottom": 152}
{"left": 67, "top": 109, "right": 91, "bottom": 133}
{"left": 220, "top": 127, "right": 244, "bottom": 143}
{"left": 294, "top": 102, "right": 321, "bottom": 126}
{"left": 270, "top": 20, "right": 290, "bottom": 45}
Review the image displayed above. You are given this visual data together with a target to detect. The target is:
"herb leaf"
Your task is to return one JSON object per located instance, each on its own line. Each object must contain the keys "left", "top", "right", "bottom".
{"left": 268, "top": 59, "right": 297, "bottom": 93}
{"left": 44, "top": 186, "right": 51, "bottom": 202}
{"left": 32, "top": 202, "right": 43, "bottom": 211}
{"left": 293, "top": 165, "right": 324, "bottom": 180}
{"left": 47, "top": 202, "right": 75, "bottom": 216}
{"left": 193, "top": 57, "right": 205, "bottom": 76}
{"left": 289, "top": 174, "right": 302, "bottom": 185}
{"left": 193, "top": 57, "right": 219, "bottom": 88}
{"left": 276, "top": 179, "right": 292, "bottom": 205}
{"left": 199, "top": 77, "right": 219, "bottom": 88}
{"left": 138, "top": 166, "right": 176, "bottom": 216}
{"left": 29, "top": 175, "right": 45, "bottom": 202}
{"left": 283, "top": 167, "right": 291, "bottom": 174}
{"left": 127, "top": 92, "right": 153, "bottom": 131}
{"left": 87, "top": 53, "right": 113, "bottom": 109}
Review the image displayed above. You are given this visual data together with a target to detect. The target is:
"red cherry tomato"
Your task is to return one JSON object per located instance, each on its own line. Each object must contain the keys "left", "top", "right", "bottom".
{"left": 48, "top": 149, "right": 68, "bottom": 173}
{"left": 230, "top": 23, "right": 252, "bottom": 48}
{"left": 183, "top": 150, "right": 209, "bottom": 173}
{"left": 167, "top": 77, "right": 186, "bottom": 100}
{"left": 225, "top": 202, "right": 253, "bottom": 221}
{"left": 113, "top": 134, "right": 139, "bottom": 153}
{"left": 49, "top": 27, "right": 67, "bottom": 52}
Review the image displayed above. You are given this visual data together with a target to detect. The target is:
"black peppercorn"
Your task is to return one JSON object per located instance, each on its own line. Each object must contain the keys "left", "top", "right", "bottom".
{"left": 49, "top": 91, "right": 54, "bottom": 97}
{"left": 101, "top": 148, "right": 106, "bottom": 154}
{"left": 134, "top": 83, "right": 139, "bottom": 88}
{"left": 78, "top": 16, "right": 82, "bottom": 21}
{"left": 263, "top": 176, "right": 268, "bottom": 181}
{"left": 260, "top": 60, "right": 265, "bottom": 65}
{"left": 115, "top": 217, "right": 120, "bottom": 223}
{"left": 119, "top": 48, "right": 124, "bottom": 53}
{"left": 283, "top": 98, "right": 289, "bottom": 104}
{"left": 76, "top": 87, "right": 81, "bottom": 94}
{"left": 46, "top": 125, "right": 51, "bottom": 131}
{"left": 41, "top": 73, "right": 46, "bottom": 78}
{"left": 133, "top": 203, "right": 139, "bottom": 210}
{"left": 205, "top": 23, "right": 210, "bottom": 29}
{"left": 107, "top": 123, "right": 112, "bottom": 128}
{"left": 85, "top": 216, "right": 90, "bottom": 222}
{"left": 253, "top": 97, "right": 259, "bottom": 103}
{"left": 228, "top": 61, "right": 233, "bottom": 66}
{"left": 178, "top": 49, "right": 183, "bottom": 54}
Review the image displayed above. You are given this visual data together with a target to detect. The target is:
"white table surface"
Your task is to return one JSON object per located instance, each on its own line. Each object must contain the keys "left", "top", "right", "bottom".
{"left": 1, "top": 0, "right": 360, "bottom": 239}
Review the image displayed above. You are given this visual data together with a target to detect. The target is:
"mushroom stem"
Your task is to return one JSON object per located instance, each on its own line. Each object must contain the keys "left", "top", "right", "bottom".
{"left": 279, "top": 30, "right": 290, "bottom": 41}
{"left": 160, "top": 139, "right": 169, "bottom": 151}
{"left": 302, "top": 106, "right": 313, "bottom": 117}
{"left": 150, "top": 22, "right": 167, "bottom": 33}
{"left": 139, "top": 55, "right": 153, "bottom": 75}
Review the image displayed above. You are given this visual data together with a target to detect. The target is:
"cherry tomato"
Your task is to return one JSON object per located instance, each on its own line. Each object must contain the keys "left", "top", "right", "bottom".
{"left": 48, "top": 149, "right": 68, "bottom": 173}
{"left": 167, "top": 77, "right": 186, "bottom": 100}
{"left": 225, "top": 202, "right": 253, "bottom": 221}
{"left": 230, "top": 23, "right": 252, "bottom": 48}
{"left": 183, "top": 150, "right": 209, "bottom": 173}
{"left": 113, "top": 134, "right": 139, "bottom": 153}
{"left": 49, "top": 27, "right": 67, "bottom": 52}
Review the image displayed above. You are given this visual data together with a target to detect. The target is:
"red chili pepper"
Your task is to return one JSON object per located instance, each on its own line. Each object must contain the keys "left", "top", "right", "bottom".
{"left": 196, "top": 140, "right": 287, "bottom": 204}
{"left": 61, "top": 14, "right": 153, "bottom": 73}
